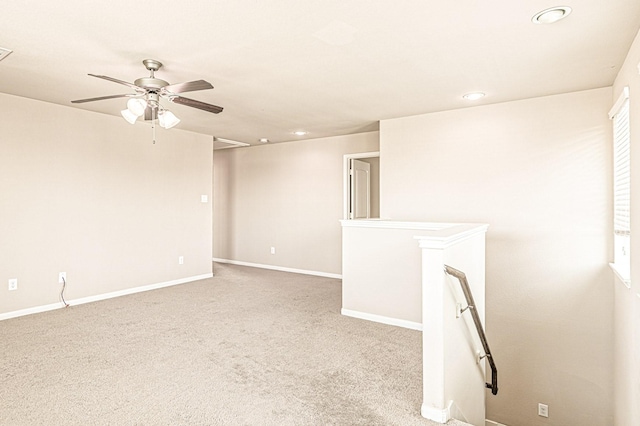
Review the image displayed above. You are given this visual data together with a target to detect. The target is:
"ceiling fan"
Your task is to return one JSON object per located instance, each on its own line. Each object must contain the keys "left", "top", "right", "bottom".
{"left": 71, "top": 59, "right": 223, "bottom": 129}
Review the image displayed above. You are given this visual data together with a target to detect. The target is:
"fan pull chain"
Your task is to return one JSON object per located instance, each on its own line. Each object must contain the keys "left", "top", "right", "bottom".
{"left": 152, "top": 113, "right": 156, "bottom": 144}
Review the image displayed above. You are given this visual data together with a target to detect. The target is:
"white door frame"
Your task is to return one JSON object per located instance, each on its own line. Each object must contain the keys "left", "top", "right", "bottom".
{"left": 343, "top": 151, "right": 380, "bottom": 220}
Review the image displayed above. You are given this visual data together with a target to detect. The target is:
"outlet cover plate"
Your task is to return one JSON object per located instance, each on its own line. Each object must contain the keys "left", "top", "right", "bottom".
{"left": 8, "top": 278, "right": 18, "bottom": 291}
{"left": 538, "top": 403, "right": 549, "bottom": 418}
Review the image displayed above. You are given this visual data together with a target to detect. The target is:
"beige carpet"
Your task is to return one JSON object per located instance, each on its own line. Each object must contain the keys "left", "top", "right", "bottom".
{"left": 1, "top": 263, "right": 470, "bottom": 426}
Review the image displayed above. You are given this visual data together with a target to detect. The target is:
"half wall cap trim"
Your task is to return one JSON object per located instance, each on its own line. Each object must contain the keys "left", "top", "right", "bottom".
{"left": 340, "top": 219, "right": 475, "bottom": 231}
{"left": 415, "top": 223, "right": 489, "bottom": 249}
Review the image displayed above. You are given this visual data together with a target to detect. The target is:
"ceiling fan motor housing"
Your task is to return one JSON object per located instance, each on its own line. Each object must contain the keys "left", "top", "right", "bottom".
{"left": 134, "top": 77, "right": 169, "bottom": 90}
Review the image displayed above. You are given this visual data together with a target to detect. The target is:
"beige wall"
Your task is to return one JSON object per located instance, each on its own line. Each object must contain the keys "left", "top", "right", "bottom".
{"left": 380, "top": 87, "right": 614, "bottom": 426}
{"left": 213, "top": 132, "right": 379, "bottom": 275}
{"left": 611, "top": 28, "right": 640, "bottom": 426}
{"left": 0, "top": 93, "right": 213, "bottom": 316}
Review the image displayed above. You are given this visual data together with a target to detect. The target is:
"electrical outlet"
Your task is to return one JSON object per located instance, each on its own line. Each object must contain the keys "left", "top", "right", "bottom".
{"left": 8, "top": 278, "right": 18, "bottom": 291}
{"left": 179, "top": 256, "right": 184, "bottom": 265}
{"left": 538, "top": 403, "right": 549, "bottom": 418}
{"left": 270, "top": 247, "right": 276, "bottom": 255}
{"left": 58, "top": 272, "right": 66, "bottom": 284}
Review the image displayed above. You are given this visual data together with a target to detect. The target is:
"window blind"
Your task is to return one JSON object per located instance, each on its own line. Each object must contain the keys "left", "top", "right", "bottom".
{"left": 612, "top": 94, "right": 630, "bottom": 236}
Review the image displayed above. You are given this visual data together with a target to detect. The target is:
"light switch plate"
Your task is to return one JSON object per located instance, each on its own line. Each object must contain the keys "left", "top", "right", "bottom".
{"left": 538, "top": 403, "right": 549, "bottom": 418}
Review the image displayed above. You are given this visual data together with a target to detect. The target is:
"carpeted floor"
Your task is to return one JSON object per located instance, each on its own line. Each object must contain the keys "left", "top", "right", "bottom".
{"left": 0, "top": 263, "right": 469, "bottom": 426}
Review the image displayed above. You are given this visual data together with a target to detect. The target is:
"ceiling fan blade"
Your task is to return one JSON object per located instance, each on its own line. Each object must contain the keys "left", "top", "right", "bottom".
{"left": 169, "top": 96, "right": 223, "bottom": 114}
{"left": 71, "top": 93, "right": 138, "bottom": 104}
{"left": 162, "top": 80, "right": 213, "bottom": 94}
{"left": 88, "top": 74, "right": 142, "bottom": 91}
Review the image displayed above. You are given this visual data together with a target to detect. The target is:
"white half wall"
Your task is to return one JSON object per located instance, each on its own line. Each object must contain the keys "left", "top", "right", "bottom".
{"left": 417, "top": 224, "right": 489, "bottom": 426}
{"left": 341, "top": 220, "right": 425, "bottom": 324}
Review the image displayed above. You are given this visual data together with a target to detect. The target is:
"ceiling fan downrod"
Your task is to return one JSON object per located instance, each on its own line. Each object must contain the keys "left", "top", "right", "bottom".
{"left": 134, "top": 60, "right": 169, "bottom": 91}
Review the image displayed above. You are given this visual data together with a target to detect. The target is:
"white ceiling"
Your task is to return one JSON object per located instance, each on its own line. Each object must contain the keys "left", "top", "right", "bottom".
{"left": 2, "top": 1, "right": 639, "bottom": 146}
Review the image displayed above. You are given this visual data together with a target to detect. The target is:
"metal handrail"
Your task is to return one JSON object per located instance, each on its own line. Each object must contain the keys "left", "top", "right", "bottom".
{"left": 444, "top": 265, "right": 498, "bottom": 395}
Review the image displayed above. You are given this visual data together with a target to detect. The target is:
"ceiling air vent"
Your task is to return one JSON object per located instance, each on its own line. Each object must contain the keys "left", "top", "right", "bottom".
{"left": 0, "top": 47, "right": 13, "bottom": 62}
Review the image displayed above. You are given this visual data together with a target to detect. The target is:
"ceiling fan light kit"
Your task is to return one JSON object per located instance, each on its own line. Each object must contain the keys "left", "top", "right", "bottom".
{"left": 158, "top": 110, "right": 180, "bottom": 129}
{"left": 72, "top": 59, "right": 223, "bottom": 138}
{"left": 127, "top": 98, "right": 147, "bottom": 116}
{"left": 120, "top": 108, "right": 139, "bottom": 125}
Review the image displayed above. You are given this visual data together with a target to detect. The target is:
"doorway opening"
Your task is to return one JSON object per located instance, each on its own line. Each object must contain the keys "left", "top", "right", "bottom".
{"left": 343, "top": 151, "right": 380, "bottom": 220}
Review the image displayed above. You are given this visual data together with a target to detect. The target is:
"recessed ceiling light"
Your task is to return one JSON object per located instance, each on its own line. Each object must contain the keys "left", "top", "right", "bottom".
{"left": 259, "top": 138, "right": 269, "bottom": 143}
{"left": 293, "top": 131, "right": 308, "bottom": 136}
{"left": 463, "top": 92, "right": 485, "bottom": 101}
{"left": 532, "top": 6, "right": 572, "bottom": 24}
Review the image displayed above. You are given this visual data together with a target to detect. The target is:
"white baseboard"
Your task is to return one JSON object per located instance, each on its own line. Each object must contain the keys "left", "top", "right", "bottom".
{"left": 421, "top": 400, "right": 452, "bottom": 423}
{"left": 0, "top": 273, "right": 213, "bottom": 321}
{"left": 69, "top": 273, "right": 213, "bottom": 306}
{"left": 341, "top": 308, "right": 422, "bottom": 331}
{"left": 486, "top": 420, "right": 509, "bottom": 426}
{"left": 213, "top": 258, "right": 342, "bottom": 279}
{"left": 0, "top": 302, "right": 62, "bottom": 322}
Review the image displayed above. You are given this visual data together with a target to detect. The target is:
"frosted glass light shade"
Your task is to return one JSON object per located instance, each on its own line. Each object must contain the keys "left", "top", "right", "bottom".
{"left": 120, "top": 109, "right": 138, "bottom": 124}
{"left": 158, "top": 110, "right": 180, "bottom": 129}
{"left": 127, "top": 98, "right": 147, "bottom": 116}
